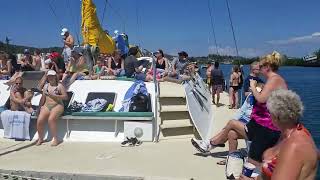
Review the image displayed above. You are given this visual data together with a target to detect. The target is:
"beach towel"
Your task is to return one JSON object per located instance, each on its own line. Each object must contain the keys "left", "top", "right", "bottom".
{"left": 119, "top": 80, "right": 148, "bottom": 112}
{"left": 1, "top": 110, "right": 31, "bottom": 140}
{"left": 233, "top": 93, "right": 254, "bottom": 124}
{"left": 81, "top": 98, "right": 108, "bottom": 112}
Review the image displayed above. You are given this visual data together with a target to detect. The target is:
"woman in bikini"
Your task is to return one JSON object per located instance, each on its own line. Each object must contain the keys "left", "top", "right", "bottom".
{"left": 36, "top": 70, "right": 68, "bottom": 146}
{"left": 229, "top": 65, "right": 241, "bottom": 109}
{"left": 240, "top": 89, "right": 318, "bottom": 180}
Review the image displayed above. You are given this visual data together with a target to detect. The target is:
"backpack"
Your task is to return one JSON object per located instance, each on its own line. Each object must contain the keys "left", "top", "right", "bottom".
{"left": 129, "top": 93, "right": 150, "bottom": 112}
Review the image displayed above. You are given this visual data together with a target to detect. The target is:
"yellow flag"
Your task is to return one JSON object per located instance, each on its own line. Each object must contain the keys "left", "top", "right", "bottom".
{"left": 81, "top": 0, "right": 115, "bottom": 54}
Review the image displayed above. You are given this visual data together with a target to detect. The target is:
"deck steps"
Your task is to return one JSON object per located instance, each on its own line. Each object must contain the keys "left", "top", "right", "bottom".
{"left": 159, "top": 82, "right": 185, "bottom": 98}
{"left": 158, "top": 82, "right": 196, "bottom": 140}
{"left": 160, "top": 119, "right": 193, "bottom": 129}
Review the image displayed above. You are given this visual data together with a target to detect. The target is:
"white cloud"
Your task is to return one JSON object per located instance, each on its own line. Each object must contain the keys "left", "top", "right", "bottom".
{"left": 208, "top": 46, "right": 263, "bottom": 57}
{"left": 267, "top": 32, "right": 320, "bottom": 45}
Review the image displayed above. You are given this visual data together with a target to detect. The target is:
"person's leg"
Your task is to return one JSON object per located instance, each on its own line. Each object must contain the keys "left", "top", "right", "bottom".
{"left": 212, "top": 85, "right": 216, "bottom": 104}
{"left": 191, "top": 119, "right": 247, "bottom": 153}
{"left": 36, "top": 106, "right": 50, "bottom": 145}
{"left": 229, "top": 87, "right": 234, "bottom": 108}
{"left": 48, "top": 104, "right": 64, "bottom": 146}
{"left": 210, "top": 120, "right": 247, "bottom": 146}
{"left": 234, "top": 89, "right": 239, "bottom": 109}
{"left": 216, "top": 86, "right": 222, "bottom": 105}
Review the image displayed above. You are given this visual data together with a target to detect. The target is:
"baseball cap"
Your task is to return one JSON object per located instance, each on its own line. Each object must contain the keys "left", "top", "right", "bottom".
{"left": 61, "top": 28, "right": 68, "bottom": 36}
{"left": 47, "top": 70, "right": 57, "bottom": 76}
{"left": 178, "top": 51, "right": 188, "bottom": 57}
{"left": 49, "top": 52, "right": 60, "bottom": 59}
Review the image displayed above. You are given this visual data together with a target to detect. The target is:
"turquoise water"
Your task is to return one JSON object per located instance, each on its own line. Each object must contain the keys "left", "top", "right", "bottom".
{"left": 201, "top": 64, "right": 320, "bottom": 177}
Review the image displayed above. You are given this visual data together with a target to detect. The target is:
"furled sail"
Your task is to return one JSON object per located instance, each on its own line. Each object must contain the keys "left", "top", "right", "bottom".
{"left": 81, "top": 0, "right": 115, "bottom": 54}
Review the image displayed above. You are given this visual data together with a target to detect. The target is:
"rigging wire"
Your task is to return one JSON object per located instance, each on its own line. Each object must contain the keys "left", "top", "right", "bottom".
{"left": 46, "top": 0, "right": 63, "bottom": 29}
{"left": 225, "top": 0, "right": 240, "bottom": 60}
{"left": 100, "top": 0, "right": 108, "bottom": 26}
{"left": 135, "top": 0, "right": 142, "bottom": 46}
{"left": 106, "top": 1, "right": 127, "bottom": 32}
{"left": 207, "top": 0, "right": 219, "bottom": 56}
{"left": 66, "top": 0, "right": 80, "bottom": 44}
{"left": 96, "top": 0, "right": 109, "bottom": 45}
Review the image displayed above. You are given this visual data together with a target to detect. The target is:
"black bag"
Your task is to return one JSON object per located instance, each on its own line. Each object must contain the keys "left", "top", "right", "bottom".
{"left": 129, "top": 93, "right": 150, "bottom": 112}
{"left": 66, "top": 101, "right": 83, "bottom": 114}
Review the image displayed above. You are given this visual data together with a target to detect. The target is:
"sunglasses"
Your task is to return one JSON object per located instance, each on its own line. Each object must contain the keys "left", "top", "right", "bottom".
{"left": 16, "top": 83, "right": 22, "bottom": 85}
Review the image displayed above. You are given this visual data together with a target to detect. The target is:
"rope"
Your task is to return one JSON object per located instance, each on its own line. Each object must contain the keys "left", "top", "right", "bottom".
{"left": 225, "top": 0, "right": 240, "bottom": 60}
{"left": 207, "top": 0, "right": 219, "bottom": 55}
{"left": 66, "top": 0, "right": 80, "bottom": 45}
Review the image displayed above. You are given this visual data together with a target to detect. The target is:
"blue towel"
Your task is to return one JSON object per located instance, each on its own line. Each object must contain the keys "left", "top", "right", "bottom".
{"left": 119, "top": 80, "right": 148, "bottom": 112}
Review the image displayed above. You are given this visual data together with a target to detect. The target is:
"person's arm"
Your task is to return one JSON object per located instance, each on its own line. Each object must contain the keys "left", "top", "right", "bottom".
{"left": 38, "top": 72, "right": 48, "bottom": 90}
{"left": 271, "top": 142, "right": 303, "bottom": 180}
{"left": 48, "top": 84, "right": 68, "bottom": 101}
{"left": 164, "top": 58, "right": 169, "bottom": 72}
{"left": 134, "top": 60, "right": 143, "bottom": 73}
{"left": 31, "top": 56, "right": 37, "bottom": 69}
{"left": 250, "top": 77, "right": 277, "bottom": 103}
{"left": 229, "top": 73, "right": 234, "bottom": 85}
{"left": 173, "top": 59, "right": 178, "bottom": 71}
{"left": 107, "top": 58, "right": 112, "bottom": 69}
{"left": 10, "top": 91, "right": 25, "bottom": 104}
{"left": 121, "top": 58, "right": 125, "bottom": 70}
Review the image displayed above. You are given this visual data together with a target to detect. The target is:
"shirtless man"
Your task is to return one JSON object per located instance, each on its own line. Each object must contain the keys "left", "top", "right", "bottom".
{"left": 10, "top": 77, "right": 34, "bottom": 114}
{"left": 61, "top": 28, "right": 74, "bottom": 65}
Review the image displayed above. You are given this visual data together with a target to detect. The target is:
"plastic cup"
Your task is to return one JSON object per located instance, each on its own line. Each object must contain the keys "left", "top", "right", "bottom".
{"left": 242, "top": 162, "right": 256, "bottom": 177}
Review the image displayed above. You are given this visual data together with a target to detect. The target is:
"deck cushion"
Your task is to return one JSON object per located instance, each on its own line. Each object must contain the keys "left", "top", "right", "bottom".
{"left": 71, "top": 111, "right": 154, "bottom": 117}
{"left": 115, "top": 77, "right": 135, "bottom": 81}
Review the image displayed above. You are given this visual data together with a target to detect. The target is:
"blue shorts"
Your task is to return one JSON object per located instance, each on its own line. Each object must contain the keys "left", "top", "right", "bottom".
{"left": 135, "top": 73, "right": 146, "bottom": 81}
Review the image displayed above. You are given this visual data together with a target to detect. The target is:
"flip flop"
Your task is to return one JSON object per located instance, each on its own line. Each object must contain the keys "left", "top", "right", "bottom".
{"left": 228, "top": 105, "right": 233, "bottom": 109}
{"left": 216, "top": 159, "right": 226, "bottom": 165}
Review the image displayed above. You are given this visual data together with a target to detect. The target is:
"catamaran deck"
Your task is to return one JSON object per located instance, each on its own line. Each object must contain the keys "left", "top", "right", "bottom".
{"left": 0, "top": 92, "right": 245, "bottom": 180}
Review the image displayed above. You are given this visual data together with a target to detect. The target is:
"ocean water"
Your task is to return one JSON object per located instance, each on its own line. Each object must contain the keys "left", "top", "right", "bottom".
{"left": 200, "top": 64, "right": 320, "bottom": 177}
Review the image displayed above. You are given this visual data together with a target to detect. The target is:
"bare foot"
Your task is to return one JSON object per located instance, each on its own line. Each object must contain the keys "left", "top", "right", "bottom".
{"left": 36, "top": 139, "right": 44, "bottom": 146}
{"left": 50, "top": 139, "right": 61, "bottom": 147}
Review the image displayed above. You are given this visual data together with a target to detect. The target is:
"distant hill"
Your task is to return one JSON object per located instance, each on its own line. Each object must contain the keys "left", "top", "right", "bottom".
{"left": 189, "top": 53, "right": 258, "bottom": 65}
{"left": 0, "top": 41, "right": 62, "bottom": 54}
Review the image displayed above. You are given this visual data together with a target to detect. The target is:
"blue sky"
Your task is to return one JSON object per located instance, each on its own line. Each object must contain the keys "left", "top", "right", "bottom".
{"left": 1, "top": 0, "right": 320, "bottom": 57}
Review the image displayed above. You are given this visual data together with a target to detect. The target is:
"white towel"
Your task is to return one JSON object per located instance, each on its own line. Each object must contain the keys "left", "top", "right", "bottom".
{"left": 1, "top": 110, "right": 31, "bottom": 140}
